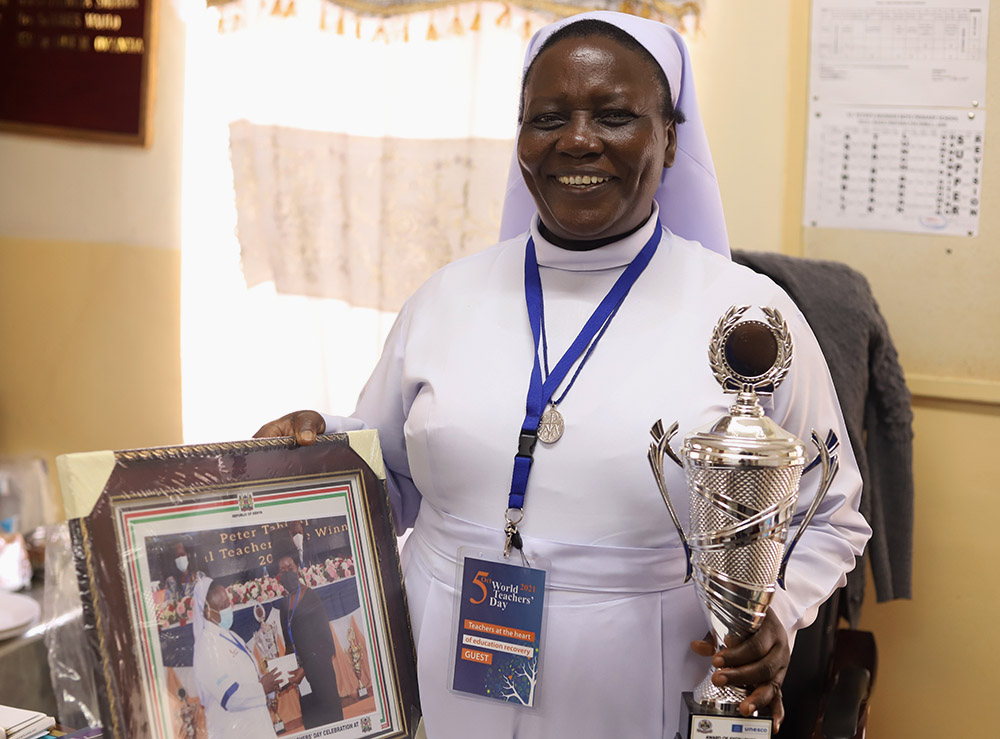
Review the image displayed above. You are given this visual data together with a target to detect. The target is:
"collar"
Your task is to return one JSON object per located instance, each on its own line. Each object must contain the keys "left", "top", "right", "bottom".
{"left": 530, "top": 203, "right": 662, "bottom": 272}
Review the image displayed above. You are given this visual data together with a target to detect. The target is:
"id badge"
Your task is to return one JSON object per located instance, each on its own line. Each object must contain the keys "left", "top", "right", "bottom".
{"left": 450, "top": 547, "right": 548, "bottom": 708}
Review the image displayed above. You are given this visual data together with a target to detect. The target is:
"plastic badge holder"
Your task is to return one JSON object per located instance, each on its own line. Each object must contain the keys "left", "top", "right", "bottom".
{"left": 448, "top": 546, "right": 550, "bottom": 710}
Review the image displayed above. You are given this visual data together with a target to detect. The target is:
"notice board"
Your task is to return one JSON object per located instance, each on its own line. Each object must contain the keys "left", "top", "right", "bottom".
{"left": 0, "top": 0, "right": 156, "bottom": 145}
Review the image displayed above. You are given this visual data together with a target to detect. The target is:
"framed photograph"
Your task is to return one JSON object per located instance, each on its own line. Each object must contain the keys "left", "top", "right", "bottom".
{"left": 57, "top": 431, "right": 419, "bottom": 739}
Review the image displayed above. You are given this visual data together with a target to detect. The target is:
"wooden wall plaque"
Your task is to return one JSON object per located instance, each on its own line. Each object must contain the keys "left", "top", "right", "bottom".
{"left": 0, "top": 0, "right": 156, "bottom": 145}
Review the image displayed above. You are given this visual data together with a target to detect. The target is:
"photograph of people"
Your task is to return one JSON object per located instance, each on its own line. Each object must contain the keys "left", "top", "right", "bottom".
{"left": 272, "top": 520, "right": 319, "bottom": 569}
{"left": 254, "top": 9, "right": 872, "bottom": 739}
{"left": 164, "top": 539, "right": 202, "bottom": 602}
{"left": 275, "top": 549, "right": 345, "bottom": 729}
{"left": 192, "top": 577, "right": 281, "bottom": 738}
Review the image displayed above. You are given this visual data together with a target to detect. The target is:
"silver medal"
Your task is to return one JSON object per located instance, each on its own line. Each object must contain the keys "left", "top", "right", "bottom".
{"left": 537, "top": 403, "right": 564, "bottom": 444}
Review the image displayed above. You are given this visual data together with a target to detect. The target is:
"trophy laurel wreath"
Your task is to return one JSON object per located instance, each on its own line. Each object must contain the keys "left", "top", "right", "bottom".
{"left": 648, "top": 305, "right": 840, "bottom": 730}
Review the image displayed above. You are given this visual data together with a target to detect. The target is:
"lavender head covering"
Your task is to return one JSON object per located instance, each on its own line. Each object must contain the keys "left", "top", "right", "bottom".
{"left": 498, "top": 11, "right": 730, "bottom": 258}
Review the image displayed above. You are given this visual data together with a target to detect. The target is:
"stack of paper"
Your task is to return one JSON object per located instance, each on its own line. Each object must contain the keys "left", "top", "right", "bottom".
{"left": 0, "top": 705, "right": 55, "bottom": 739}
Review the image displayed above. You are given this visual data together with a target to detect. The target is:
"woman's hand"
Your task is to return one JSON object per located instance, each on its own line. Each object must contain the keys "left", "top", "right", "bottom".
{"left": 259, "top": 668, "right": 281, "bottom": 695}
{"left": 689, "top": 609, "right": 790, "bottom": 730}
{"left": 287, "top": 667, "right": 306, "bottom": 687}
{"left": 254, "top": 411, "right": 325, "bottom": 446}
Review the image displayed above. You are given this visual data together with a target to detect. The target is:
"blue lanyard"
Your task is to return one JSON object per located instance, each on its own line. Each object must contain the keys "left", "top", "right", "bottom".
{"left": 220, "top": 631, "right": 253, "bottom": 661}
{"left": 505, "top": 224, "right": 662, "bottom": 548}
{"left": 287, "top": 586, "right": 302, "bottom": 652}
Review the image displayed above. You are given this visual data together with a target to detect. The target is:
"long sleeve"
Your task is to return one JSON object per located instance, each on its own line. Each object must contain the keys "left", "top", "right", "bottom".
{"left": 763, "top": 306, "right": 872, "bottom": 639}
{"left": 730, "top": 249, "right": 913, "bottom": 625}
{"left": 321, "top": 301, "right": 422, "bottom": 533}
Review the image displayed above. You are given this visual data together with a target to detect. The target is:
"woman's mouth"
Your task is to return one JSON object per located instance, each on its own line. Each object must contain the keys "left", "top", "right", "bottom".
{"left": 555, "top": 175, "right": 611, "bottom": 187}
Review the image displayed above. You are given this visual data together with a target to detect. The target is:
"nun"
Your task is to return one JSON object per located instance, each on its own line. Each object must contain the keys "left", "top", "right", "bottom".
{"left": 255, "top": 11, "right": 870, "bottom": 737}
{"left": 192, "top": 576, "right": 280, "bottom": 738}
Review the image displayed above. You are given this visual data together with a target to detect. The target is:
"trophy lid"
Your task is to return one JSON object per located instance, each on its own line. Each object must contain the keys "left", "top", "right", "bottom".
{"left": 685, "top": 305, "right": 806, "bottom": 468}
{"left": 684, "top": 414, "right": 807, "bottom": 468}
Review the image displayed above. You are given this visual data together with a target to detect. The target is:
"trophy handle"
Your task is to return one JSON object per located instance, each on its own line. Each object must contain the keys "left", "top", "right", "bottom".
{"left": 648, "top": 420, "right": 692, "bottom": 582}
{"left": 777, "top": 430, "right": 840, "bottom": 589}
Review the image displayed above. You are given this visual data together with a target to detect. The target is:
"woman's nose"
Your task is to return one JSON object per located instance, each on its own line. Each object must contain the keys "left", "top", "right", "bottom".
{"left": 556, "top": 113, "right": 601, "bottom": 156}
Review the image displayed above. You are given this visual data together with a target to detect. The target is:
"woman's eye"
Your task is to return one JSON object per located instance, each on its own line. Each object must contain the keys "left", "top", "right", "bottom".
{"left": 600, "top": 110, "right": 638, "bottom": 126}
{"left": 530, "top": 113, "right": 565, "bottom": 129}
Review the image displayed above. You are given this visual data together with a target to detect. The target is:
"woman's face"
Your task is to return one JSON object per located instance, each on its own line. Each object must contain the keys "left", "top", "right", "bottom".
{"left": 517, "top": 34, "right": 676, "bottom": 244}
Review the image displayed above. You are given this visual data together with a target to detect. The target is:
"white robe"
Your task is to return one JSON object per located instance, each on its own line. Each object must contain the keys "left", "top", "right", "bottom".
{"left": 325, "top": 211, "right": 871, "bottom": 738}
{"left": 193, "top": 621, "right": 276, "bottom": 739}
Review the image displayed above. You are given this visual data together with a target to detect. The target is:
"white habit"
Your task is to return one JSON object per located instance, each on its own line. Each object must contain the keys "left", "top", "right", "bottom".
{"left": 325, "top": 211, "right": 871, "bottom": 738}
{"left": 193, "top": 620, "right": 276, "bottom": 739}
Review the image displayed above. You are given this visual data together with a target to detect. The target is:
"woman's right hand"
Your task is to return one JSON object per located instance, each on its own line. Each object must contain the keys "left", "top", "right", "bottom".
{"left": 254, "top": 411, "right": 326, "bottom": 446}
{"left": 259, "top": 668, "right": 281, "bottom": 695}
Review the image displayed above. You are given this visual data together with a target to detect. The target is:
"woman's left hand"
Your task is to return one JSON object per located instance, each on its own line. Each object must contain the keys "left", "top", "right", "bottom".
{"left": 689, "top": 608, "right": 789, "bottom": 730}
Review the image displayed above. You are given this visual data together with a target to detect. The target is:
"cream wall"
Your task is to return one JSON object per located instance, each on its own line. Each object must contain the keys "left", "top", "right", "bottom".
{"left": 0, "top": 1, "right": 187, "bottom": 494}
{"left": 688, "top": 1, "right": 793, "bottom": 254}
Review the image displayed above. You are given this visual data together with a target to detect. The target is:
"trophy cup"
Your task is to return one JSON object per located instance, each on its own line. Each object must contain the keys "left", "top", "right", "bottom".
{"left": 648, "top": 306, "right": 840, "bottom": 739}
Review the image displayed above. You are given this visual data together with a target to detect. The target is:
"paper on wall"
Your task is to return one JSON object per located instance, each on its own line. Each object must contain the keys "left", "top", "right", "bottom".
{"left": 803, "top": 105, "right": 985, "bottom": 235}
{"left": 810, "top": 0, "right": 989, "bottom": 108}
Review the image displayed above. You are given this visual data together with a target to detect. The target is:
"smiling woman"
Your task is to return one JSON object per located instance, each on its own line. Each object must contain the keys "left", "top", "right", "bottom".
{"left": 254, "top": 11, "right": 870, "bottom": 739}
{"left": 517, "top": 25, "right": 679, "bottom": 246}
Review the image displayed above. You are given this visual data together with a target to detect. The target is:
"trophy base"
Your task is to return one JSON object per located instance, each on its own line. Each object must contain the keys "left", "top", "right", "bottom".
{"left": 674, "top": 692, "right": 774, "bottom": 739}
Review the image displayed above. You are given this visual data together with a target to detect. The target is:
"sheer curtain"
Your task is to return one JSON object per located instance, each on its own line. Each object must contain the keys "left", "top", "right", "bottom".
{"left": 179, "top": 1, "right": 698, "bottom": 443}
{"left": 180, "top": 3, "right": 535, "bottom": 442}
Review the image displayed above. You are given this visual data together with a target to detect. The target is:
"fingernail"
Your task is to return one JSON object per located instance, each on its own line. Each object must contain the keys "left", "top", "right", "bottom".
{"left": 712, "top": 656, "right": 725, "bottom": 668}
{"left": 747, "top": 704, "right": 756, "bottom": 716}
{"left": 714, "top": 672, "right": 727, "bottom": 686}
{"left": 301, "top": 430, "right": 315, "bottom": 443}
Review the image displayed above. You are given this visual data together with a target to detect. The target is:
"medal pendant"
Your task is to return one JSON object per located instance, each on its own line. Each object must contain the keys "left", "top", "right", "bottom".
{"left": 537, "top": 403, "right": 564, "bottom": 444}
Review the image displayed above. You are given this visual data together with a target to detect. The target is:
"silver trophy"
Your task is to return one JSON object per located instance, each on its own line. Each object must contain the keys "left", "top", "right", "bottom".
{"left": 648, "top": 306, "right": 840, "bottom": 737}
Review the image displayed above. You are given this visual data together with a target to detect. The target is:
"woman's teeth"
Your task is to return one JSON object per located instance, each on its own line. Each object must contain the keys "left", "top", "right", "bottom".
{"left": 556, "top": 175, "right": 610, "bottom": 186}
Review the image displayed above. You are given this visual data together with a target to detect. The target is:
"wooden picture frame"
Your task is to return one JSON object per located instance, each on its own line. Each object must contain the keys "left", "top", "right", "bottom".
{"left": 57, "top": 431, "right": 420, "bottom": 739}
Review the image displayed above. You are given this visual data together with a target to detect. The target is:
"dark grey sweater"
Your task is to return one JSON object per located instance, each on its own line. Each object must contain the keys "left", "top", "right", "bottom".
{"left": 732, "top": 250, "right": 914, "bottom": 626}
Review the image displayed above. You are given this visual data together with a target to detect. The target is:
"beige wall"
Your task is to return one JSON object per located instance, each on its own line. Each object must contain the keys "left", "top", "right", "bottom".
{"left": 0, "top": 238, "right": 182, "bottom": 466}
{"left": 859, "top": 398, "right": 999, "bottom": 737}
{"left": 0, "top": 1, "right": 186, "bottom": 500}
{"left": 688, "top": 0, "right": 794, "bottom": 254}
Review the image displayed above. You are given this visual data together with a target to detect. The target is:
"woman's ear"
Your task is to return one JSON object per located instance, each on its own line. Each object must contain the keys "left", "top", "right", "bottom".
{"left": 663, "top": 121, "right": 678, "bottom": 169}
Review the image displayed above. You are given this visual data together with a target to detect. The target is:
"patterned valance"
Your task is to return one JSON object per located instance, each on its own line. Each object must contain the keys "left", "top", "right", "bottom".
{"left": 311, "top": 0, "right": 700, "bottom": 20}
{"left": 208, "top": 0, "right": 703, "bottom": 36}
